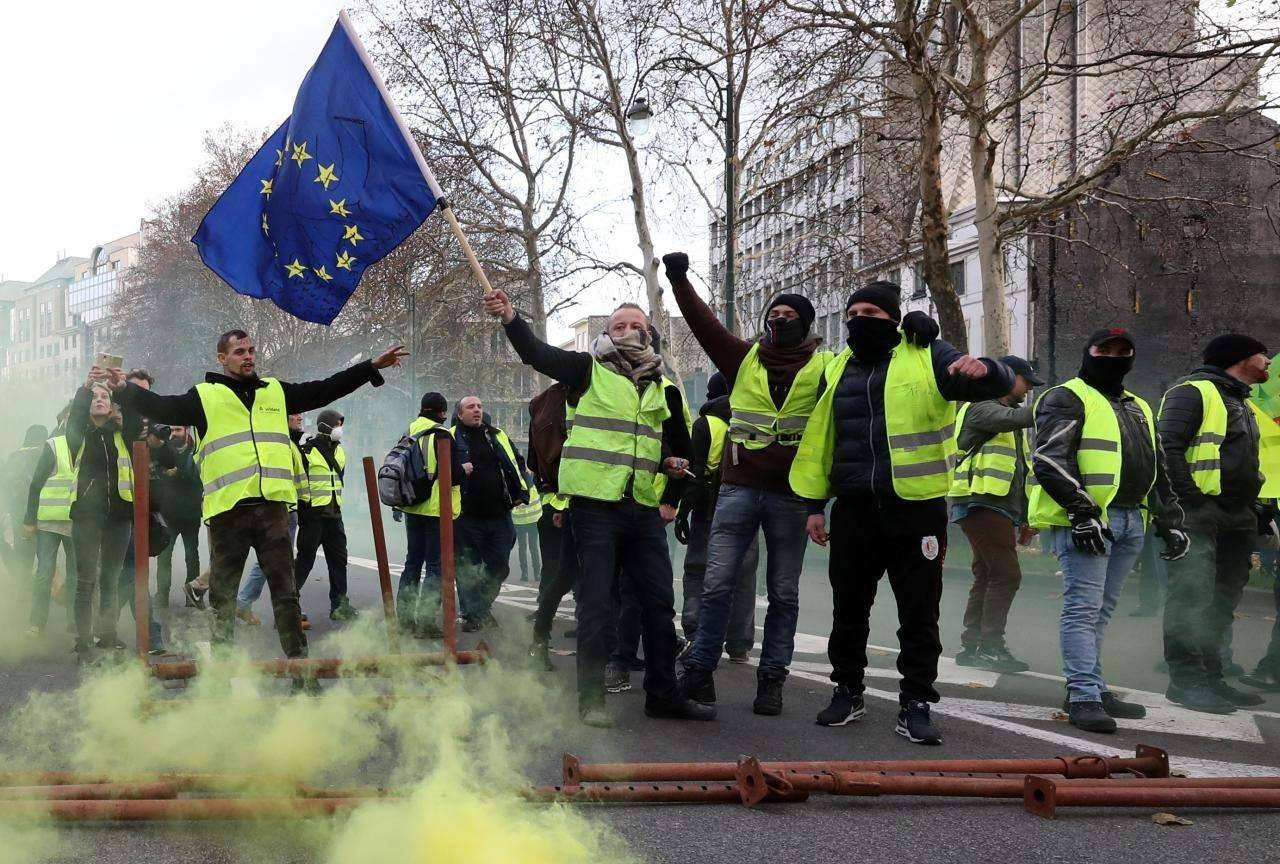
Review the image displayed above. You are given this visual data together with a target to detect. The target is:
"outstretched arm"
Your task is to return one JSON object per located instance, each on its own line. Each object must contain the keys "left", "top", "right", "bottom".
{"left": 483, "top": 290, "right": 592, "bottom": 391}
{"left": 281, "top": 347, "right": 406, "bottom": 413}
{"left": 662, "top": 253, "right": 751, "bottom": 386}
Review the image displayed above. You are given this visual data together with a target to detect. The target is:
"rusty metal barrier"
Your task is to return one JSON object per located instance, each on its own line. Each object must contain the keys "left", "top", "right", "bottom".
{"left": 524, "top": 782, "right": 809, "bottom": 805}
{"left": 0, "top": 783, "right": 181, "bottom": 801}
{"left": 362, "top": 456, "right": 401, "bottom": 653}
{"left": 149, "top": 646, "right": 489, "bottom": 681}
{"left": 0, "top": 797, "right": 364, "bottom": 822}
{"left": 1024, "top": 775, "right": 1280, "bottom": 817}
{"left": 563, "top": 745, "right": 1170, "bottom": 786}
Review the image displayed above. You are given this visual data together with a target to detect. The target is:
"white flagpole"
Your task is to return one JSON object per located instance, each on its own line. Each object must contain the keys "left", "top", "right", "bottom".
{"left": 337, "top": 9, "right": 495, "bottom": 295}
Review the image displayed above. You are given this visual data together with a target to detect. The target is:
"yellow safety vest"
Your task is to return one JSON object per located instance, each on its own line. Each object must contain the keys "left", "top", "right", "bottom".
{"left": 729, "top": 343, "right": 829, "bottom": 450}
{"left": 1160, "top": 380, "right": 1227, "bottom": 497}
{"left": 790, "top": 341, "right": 957, "bottom": 501}
{"left": 559, "top": 360, "right": 671, "bottom": 507}
{"left": 36, "top": 435, "right": 76, "bottom": 524}
{"left": 70, "top": 429, "right": 134, "bottom": 506}
{"left": 401, "top": 416, "right": 462, "bottom": 519}
{"left": 947, "top": 402, "right": 1023, "bottom": 498}
{"left": 544, "top": 492, "right": 570, "bottom": 511}
{"left": 706, "top": 415, "right": 729, "bottom": 473}
{"left": 304, "top": 442, "right": 346, "bottom": 507}
{"left": 512, "top": 484, "right": 543, "bottom": 525}
{"left": 1249, "top": 399, "right": 1280, "bottom": 500}
{"left": 1027, "top": 377, "right": 1156, "bottom": 528}
{"left": 291, "top": 440, "right": 311, "bottom": 506}
{"left": 193, "top": 378, "right": 295, "bottom": 521}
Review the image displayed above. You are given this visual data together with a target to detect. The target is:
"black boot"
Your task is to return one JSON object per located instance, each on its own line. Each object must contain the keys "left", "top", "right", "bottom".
{"left": 1166, "top": 682, "right": 1237, "bottom": 714}
{"left": 753, "top": 676, "right": 784, "bottom": 716}
{"left": 677, "top": 667, "right": 716, "bottom": 704}
{"left": 1101, "top": 691, "right": 1146, "bottom": 719}
{"left": 1067, "top": 701, "right": 1116, "bottom": 733}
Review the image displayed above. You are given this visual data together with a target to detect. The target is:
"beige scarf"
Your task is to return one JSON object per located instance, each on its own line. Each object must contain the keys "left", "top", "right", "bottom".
{"left": 590, "top": 330, "right": 664, "bottom": 387}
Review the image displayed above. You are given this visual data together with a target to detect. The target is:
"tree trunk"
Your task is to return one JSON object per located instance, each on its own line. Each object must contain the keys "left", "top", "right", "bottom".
{"left": 521, "top": 206, "right": 548, "bottom": 340}
{"left": 915, "top": 72, "right": 968, "bottom": 352}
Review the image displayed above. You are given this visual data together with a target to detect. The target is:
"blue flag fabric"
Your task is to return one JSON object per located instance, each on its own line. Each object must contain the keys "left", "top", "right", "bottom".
{"left": 193, "top": 17, "right": 438, "bottom": 325}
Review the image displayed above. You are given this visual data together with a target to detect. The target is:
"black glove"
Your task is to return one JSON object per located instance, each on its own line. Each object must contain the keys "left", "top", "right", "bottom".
{"left": 1069, "top": 513, "right": 1113, "bottom": 555}
{"left": 662, "top": 252, "right": 689, "bottom": 280}
{"left": 1255, "top": 502, "right": 1278, "bottom": 536}
{"left": 674, "top": 506, "right": 691, "bottom": 545}
{"left": 1156, "top": 525, "right": 1191, "bottom": 561}
{"left": 900, "top": 310, "right": 940, "bottom": 348}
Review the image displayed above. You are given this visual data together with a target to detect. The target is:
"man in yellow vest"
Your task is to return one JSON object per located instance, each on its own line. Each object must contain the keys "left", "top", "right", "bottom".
{"left": 1158, "top": 334, "right": 1271, "bottom": 713}
{"left": 949, "top": 355, "right": 1042, "bottom": 674}
{"left": 294, "top": 409, "right": 357, "bottom": 621}
{"left": 484, "top": 288, "right": 713, "bottom": 728}
{"left": 397, "top": 392, "right": 464, "bottom": 639}
{"left": 791, "top": 281, "right": 1012, "bottom": 745}
{"left": 105, "top": 330, "right": 407, "bottom": 665}
{"left": 1242, "top": 395, "right": 1280, "bottom": 693}
{"left": 66, "top": 378, "right": 140, "bottom": 663}
{"left": 22, "top": 426, "right": 78, "bottom": 635}
{"left": 1030, "top": 328, "right": 1188, "bottom": 733}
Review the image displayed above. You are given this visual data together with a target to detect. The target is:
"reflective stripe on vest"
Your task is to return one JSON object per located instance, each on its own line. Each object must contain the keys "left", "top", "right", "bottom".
{"left": 706, "top": 415, "right": 729, "bottom": 472}
{"left": 71, "top": 430, "right": 134, "bottom": 505}
{"left": 292, "top": 441, "right": 311, "bottom": 505}
{"left": 947, "top": 402, "right": 1022, "bottom": 498}
{"left": 194, "top": 378, "right": 295, "bottom": 521}
{"left": 512, "top": 484, "right": 543, "bottom": 525}
{"left": 789, "top": 341, "right": 957, "bottom": 501}
{"left": 558, "top": 359, "right": 672, "bottom": 507}
{"left": 305, "top": 443, "right": 345, "bottom": 507}
{"left": 728, "top": 344, "right": 829, "bottom": 449}
{"left": 36, "top": 435, "right": 76, "bottom": 523}
{"left": 1250, "top": 399, "right": 1280, "bottom": 501}
{"left": 544, "top": 492, "right": 570, "bottom": 511}
{"left": 400, "top": 416, "right": 462, "bottom": 519}
{"left": 1160, "top": 380, "right": 1227, "bottom": 497}
{"left": 1027, "top": 377, "right": 1156, "bottom": 529}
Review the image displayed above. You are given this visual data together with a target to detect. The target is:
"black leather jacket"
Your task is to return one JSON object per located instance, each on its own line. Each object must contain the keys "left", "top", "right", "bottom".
{"left": 1031, "top": 380, "right": 1183, "bottom": 528}
{"left": 1158, "top": 366, "right": 1262, "bottom": 508}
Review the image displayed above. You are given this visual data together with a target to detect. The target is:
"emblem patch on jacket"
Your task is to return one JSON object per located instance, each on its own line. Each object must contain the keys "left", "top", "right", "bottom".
{"left": 921, "top": 535, "right": 940, "bottom": 561}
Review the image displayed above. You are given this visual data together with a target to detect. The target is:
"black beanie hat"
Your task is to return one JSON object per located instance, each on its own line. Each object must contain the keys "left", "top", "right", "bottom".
{"left": 420, "top": 391, "right": 448, "bottom": 417}
{"left": 706, "top": 371, "right": 728, "bottom": 400}
{"left": 1203, "top": 334, "right": 1268, "bottom": 370}
{"left": 317, "top": 409, "right": 344, "bottom": 433}
{"left": 846, "top": 280, "right": 902, "bottom": 323}
{"left": 766, "top": 293, "right": 815, "bottom": 328}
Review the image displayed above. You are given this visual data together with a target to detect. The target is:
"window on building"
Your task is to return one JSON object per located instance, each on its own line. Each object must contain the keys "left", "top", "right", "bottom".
{"left": 951, "top": 260, "right": 967, "bottom": 295}
{"left": 912, "top": 264, "right": 927, "bottom": 299}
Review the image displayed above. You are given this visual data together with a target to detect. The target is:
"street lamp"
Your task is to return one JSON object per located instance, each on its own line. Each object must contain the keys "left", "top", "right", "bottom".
{"left": 626, "top": 56, "right": 737, "bottom": 335}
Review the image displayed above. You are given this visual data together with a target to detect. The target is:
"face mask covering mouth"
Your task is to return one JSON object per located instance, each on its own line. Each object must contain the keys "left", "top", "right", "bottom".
{"left": 1080, "top": 353, "right": 1134, "bottom": 396}
{"left": 766, "top": 317, "right": 808, "bottom": 349}
{"left": 846, "top": 315, "right": 900, "bottom": 360}
{"left": 326, "top": 425, "right": 345, "bottom": 442}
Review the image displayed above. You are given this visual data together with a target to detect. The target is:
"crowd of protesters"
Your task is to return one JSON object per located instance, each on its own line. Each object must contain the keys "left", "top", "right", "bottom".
{"left": 2, "top": 260, "right": 1278, "bottom": 742}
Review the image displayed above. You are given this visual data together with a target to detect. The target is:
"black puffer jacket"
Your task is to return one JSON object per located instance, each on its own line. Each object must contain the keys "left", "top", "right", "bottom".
{"left": 828, "top": 339, "right": 1013, "bottom": 498}
{"left": 1158, "top": 366, "right": 1261, "bottom": 508}
{"left": 1031, "top": 381, "right": 1182, "bottom": 527}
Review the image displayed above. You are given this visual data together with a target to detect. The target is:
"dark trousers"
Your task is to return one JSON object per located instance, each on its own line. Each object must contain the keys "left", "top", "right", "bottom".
{"left": 156, "top": 520, "right": 201, "bottom": 605}
{"left": 828, "top": 495, "right": 946, "bottom": 706}
{"left": 1135, "top": 524, "right": 1168, "bottom": 610}
{"left": 455, "top": 513, "right": 515, "bottom": 621}
{"left": 516, "top": 523, "right": 541, "bottom": 580}
{"left": 399, "top": 513, "right": 444, "bottom": 629}
{"left": 533, "top": 509, "right": 578, "bottom": 642}
{"left": 610, "top": 578, "right": 643, "bottom": 667}
{"left": 31, "top": 530, "right": 75, "bottom": 630}
{"left": 681, "top": 515, "right": 757, "bottom": 655}
{"left": 1163, "top": 500, "right": 1254, "bottom": 688}
{"left": 116, "top": 534, "right": 163, "bottom": 648}
{"left": 1257, "top": 553, "right": 1280, "bottom": 673}
{"left": 71, "top": 515, "right": 131, "bottom": 645}
{"left": 958, "top": 508, "right": 1022, "bottom": 650}
{"left": 570, "top": 498, "right": 680, "bottom": 712}
{"left": 295, "top": 513, "right": 349, "bottom": 610}
{"left": 208, "top": 502, "right": 305, "bottom": 657}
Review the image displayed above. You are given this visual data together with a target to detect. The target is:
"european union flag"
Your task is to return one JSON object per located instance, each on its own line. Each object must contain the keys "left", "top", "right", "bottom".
{"left": 193, "top": 14, "right": 439, "bottom": 325}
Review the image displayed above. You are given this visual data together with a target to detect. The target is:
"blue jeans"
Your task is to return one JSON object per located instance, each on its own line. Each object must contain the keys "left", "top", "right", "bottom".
{"left": 237, "top": 510, "right": 298, "bottom": 609}
{"left": 398, "top": 513, "right": 443, "bottom": 628}
{"left": 1053, "top": 507, "right": 1146, "bottom": 702}
{"left": 31, "top": 529, "right": 75, "bottom": 630}
{"left": 685, "top": 483, "right": 808, "bottom": 678}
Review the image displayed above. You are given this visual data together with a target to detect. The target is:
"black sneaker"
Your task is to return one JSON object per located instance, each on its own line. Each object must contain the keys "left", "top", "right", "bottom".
{"left": 528, "top": 641, "right": 554, "bottom": 672}
{"left": 644, "top": 698, "right": 716, "bottom": 721}
{"left": 183, "top": 582, "right": 206, "bottom": 610}
{"left": 94, "top": 637, "right": 127, "bottom": 650}
{"left": 954, "top": 647, "right": 981, "bottom": 667}
{"left": 1067, "top": 701, "right": 1117, "bottom": 733}
{"left": 753, "top": 677, "right": 784, "bottom": 716}
{"left": 1101, "top": 691, "right": 1147, "bottom": 719}
{"left": 460, "top": 617, "right": 483, "bottom": 633}
{"left": 974, "top": 645, "right": 1030, "bottom": 673}
{"left": 604, "top": 662, "right": 631, "bottom": 694}
{"left": 1209, "top": 679, "right": 1265, "bottom": 707}
{"left": 815, "top": 685, "right": 865, "bottom": 726}
{"left": 1166, "top": 683, "right": 1237, "bottom": 715}
{"left": 1240, "top": 667, "right": 1280, "bottom": 692}
{"left": 329, "top": 601, "right": 358, "bottom": 621}
{"left": 677, "top": 667, "right": 716, "bottom": 704}
{"left": 895, "top": 700, "right": 942, "bottom": 745}
{"left": 727, "top": 650, "right": 751, "bottom": 664}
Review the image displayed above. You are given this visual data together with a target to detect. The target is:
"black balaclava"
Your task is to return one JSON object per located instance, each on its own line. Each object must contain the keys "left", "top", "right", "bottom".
{"left": 763, "top": 293, "right": 816, "bottom": 349}
{"left": 1079, "top": 328, "right": 1136, "bottom": 398}
{"left": 845, "top": 281, "right": 903, "bottom": 362}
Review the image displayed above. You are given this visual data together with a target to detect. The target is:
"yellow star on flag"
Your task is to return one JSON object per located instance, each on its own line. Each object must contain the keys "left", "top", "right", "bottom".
{"left": 329, "top": 199, "right": 352, "bottom": 217}
{"left": 285, "top": 259, "right": 306, "bottom": 279}
{"left": 342, "top": 224, "right": 364, "bottom": 246}
{"left": 291, "top": 141, "right": 313, "bottom": 168}
{"left": 313, "top": 265, "right": 334, "bottom": 282}
{"left": 259, "top": 178, "right": 274, "bottom": 199}
{"left": 274, "top": 148, "right": 284, "bottom": 168}
{"left": 315, "top": 163, "right": 339, "bottom": 190}
{"left": 335, "top": 250, "right": 356, "bottom": 271}
{"left": 261, "top": 213, "right": 269, "bottom": 235}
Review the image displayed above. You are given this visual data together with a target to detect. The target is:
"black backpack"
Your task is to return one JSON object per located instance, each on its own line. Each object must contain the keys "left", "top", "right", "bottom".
{"left": 377, "top": 426, "right": 443, "bottom": 508}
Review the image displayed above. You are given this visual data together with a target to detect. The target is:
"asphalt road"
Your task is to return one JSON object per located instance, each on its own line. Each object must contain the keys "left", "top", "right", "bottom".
{"left": 3, "top": 520, "right": 1279, "bottom": 863}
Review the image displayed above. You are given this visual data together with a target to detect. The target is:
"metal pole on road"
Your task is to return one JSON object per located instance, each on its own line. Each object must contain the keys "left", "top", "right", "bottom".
{"left": 361, "top": 456, "right": 400, "bottom": 653}
{"left": 436, "top": 435, "right": 458, "bottom": 657}
{"left": 131, "top": 441, "right": 150, "bottom": 661}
